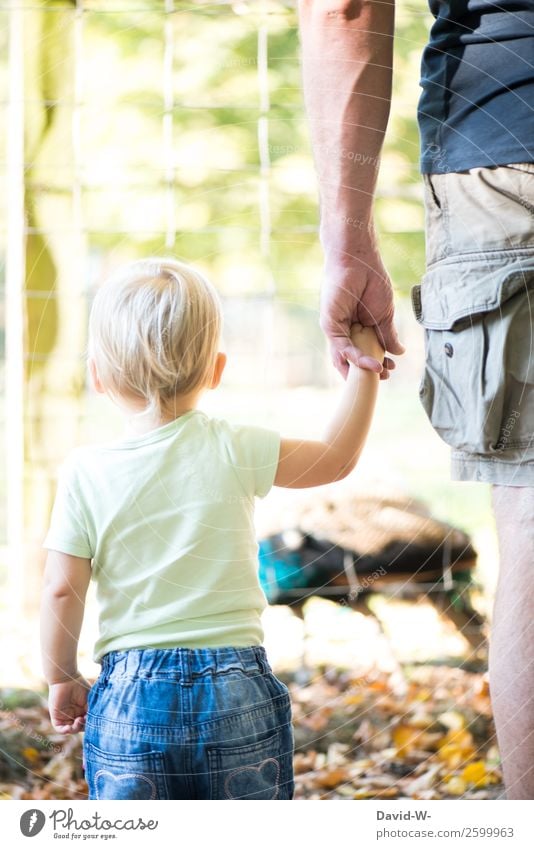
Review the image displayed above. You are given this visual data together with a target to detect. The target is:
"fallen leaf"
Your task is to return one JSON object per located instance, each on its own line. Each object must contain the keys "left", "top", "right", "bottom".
{"left": 21, "top": 747, "right": 40, "bottom": 764}
{"left": 393, "top": 724, "right": 423, "bottom": 756}
{"left": 438, "top": 710, "right": 466, "bottom": 731}
{"left": 444, "top": 776, "right": 467, "bottom": 796}
{"left": 315, "top": 768, "right": 350, "bottom": 789}
{"left": 404, "top": 764, "right": 441, "bottom": 795}
{"left": 438, "top": 729, "right": 475, "bottom": 768}
{"left": 461, "top": 761, "right": 488, "bottom": 788}
{"left": 353, "top": 787, "right": 399, "bottom": 799}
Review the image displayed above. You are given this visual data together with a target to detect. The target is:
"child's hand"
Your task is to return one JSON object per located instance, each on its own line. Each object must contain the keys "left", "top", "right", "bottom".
{"left": 349, "top": 323, "right": 386, "bottom": 366}
{"left": 47, "top": 675, "right": 91, "bottom": 734}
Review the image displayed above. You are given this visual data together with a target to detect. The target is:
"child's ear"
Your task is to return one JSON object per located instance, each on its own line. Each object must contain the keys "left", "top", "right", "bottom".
{"left": 209, "top": 352, "right": 227, "bottom": 389}
{"left": 88, "top": 357, "right": 105, "bottom": 394}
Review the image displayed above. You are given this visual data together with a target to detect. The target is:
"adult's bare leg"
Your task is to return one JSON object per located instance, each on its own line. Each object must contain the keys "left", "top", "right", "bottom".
{"left": 489, "top": 484, "right": 534, "bottom": 799}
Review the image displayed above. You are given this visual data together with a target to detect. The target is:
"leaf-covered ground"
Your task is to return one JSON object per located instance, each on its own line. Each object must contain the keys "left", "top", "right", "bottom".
{"left": 289, "top": 664, "right": 502, "bottom": 799}
{"left": 0, "top": 663, "right": 502, "bottom": 801}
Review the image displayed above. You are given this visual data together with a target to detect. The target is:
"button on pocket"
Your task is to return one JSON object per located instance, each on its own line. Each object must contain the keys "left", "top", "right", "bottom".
{"left": 84, "top": 740, "right": 169, "bottom": 800}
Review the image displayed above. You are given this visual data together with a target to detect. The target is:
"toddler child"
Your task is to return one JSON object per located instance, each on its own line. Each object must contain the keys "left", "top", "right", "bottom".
{"left": 41, "top": 257, "right": 384, "bottom": 800}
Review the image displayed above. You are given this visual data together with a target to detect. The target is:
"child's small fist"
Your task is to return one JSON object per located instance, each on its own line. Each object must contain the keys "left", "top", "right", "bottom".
{"left": 349, "top": 323, "right": 386, "bottom": 362}
{"left": 47, "top": 676, "right": 91, "bottom": 734}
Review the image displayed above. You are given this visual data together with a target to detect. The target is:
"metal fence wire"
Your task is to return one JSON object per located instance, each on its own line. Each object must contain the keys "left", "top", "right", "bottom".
{"left": 1, "top": 0, "right": 332, "bottom": 603}
{"left": 0, "top": 0, "right": 427, "bottom": 612}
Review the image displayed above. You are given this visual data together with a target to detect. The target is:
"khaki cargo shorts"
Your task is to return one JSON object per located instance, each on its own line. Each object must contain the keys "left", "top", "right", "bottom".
{"left": 412, "top": 162, "right": 534, "bottom": 486}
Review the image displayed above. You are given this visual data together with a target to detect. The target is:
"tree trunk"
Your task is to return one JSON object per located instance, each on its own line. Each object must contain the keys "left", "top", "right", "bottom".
{"left": 24, "top": 0, "right": 87, "bottom": 619}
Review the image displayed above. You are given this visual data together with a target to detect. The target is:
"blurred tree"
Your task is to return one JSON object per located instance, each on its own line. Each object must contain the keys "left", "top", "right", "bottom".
{"left": 74, "top": 0, "right": 430, "bottom": 299}
{"left": 21, "top": 0, "right": 88, "bottom": 614}
{"left": 2, "top": 0, "right": 432, "bottom": 601}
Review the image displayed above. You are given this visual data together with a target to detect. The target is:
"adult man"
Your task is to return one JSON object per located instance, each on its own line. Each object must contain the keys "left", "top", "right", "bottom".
{"left": 297, "top": 0, "right": 534, "bottom": 799}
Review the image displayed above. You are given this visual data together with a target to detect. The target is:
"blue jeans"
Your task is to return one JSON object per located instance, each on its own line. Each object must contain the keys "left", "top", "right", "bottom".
{"left": 82, "top": 645, "right": 294, "bottom": 800}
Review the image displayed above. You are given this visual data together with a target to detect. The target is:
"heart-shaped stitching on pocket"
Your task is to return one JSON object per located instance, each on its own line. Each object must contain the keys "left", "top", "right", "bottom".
{"left": 95, "top": 768, "right": 158, "bottom": 800}
{"left": 224, "top": 757, "right": 280, "bottom": 800}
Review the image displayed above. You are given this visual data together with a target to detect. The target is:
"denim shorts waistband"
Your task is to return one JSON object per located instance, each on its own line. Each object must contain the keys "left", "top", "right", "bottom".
{"left": 99, "top": 645, "right": 270, "bottom": 679}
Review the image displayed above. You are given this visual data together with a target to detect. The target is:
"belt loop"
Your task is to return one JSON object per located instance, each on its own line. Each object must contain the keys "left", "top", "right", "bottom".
{"left": 254, "top": 646, "right": 270, "bottom": 674}
{"left": 182, "top": 648, "right": 191, "bottom": 681}
{"left": 125, "top": 650, "right": 141, "bottom": 677}
{"left": 99, "top": 654, "right": 109, "bottom": 684}
{"left": 104, "top": 652, "right": 117, "bottom": 683}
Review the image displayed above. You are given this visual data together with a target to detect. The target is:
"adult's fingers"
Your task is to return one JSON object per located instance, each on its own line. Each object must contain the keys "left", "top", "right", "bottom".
{"left": 339, "top": 341, "right": 384, "bottom": 376}
{"left": 341, "top": 347, "right": 393, "bottom": 379}
{"left": 330, "top": 338, "right": 398, "bottom": 381}
{"left": 376, "top": 316, "right": 406, "bottom": 356}
{"left": 329, "top": 339, "right": 350, "bottom": 380}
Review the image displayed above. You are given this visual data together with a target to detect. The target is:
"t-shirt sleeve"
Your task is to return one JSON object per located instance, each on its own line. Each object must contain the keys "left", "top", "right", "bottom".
{"left": 42, "top": 453, "right": 93, "bottom": 559}
{"left": 224, "top": 422, "right": 281, "bottom": 499}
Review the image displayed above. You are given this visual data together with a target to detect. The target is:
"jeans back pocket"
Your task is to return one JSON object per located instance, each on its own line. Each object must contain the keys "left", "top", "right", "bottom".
{"left": 84, "top": 739, "right": 169, "bottom": 800}
{"left": 207, "top": 728, "right": 293, "bottom": 800}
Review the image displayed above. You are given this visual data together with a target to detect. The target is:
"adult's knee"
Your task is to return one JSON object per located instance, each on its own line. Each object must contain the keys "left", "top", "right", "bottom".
{"left": 492, "top": 484, "right": 534, "bottom": 528}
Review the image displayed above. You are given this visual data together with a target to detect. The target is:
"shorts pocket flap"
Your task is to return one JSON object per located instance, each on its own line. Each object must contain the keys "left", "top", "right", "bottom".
{"left": 412, "top": 257, "right": 534, "bottom": 329}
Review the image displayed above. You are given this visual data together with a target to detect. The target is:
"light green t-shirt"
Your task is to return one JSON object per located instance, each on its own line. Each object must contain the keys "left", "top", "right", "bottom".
{"left": 43, "top": 409, "right": 281, "bottom": 663}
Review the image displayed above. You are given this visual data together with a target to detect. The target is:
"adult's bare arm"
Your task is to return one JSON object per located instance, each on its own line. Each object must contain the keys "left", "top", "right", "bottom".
{"left": 297, "top": 0, "right": 404, "bottom": 379}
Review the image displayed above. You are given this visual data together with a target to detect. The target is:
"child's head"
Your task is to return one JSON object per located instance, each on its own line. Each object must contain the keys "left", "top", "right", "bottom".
{"left": 87, "top": 257, "right": 224, "bottom": 420}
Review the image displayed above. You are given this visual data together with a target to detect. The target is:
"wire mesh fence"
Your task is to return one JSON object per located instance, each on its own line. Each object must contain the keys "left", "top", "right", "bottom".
{"left": 0, "top": 0, "right": 430, "bottom": 589}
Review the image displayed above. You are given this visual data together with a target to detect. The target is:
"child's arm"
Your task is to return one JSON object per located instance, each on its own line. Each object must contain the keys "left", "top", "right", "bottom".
{"left": 40, "top": 550, "right": 92, "bottom": 733}
{"left": 273, "top": 324, "right": 383, "bottom": 488}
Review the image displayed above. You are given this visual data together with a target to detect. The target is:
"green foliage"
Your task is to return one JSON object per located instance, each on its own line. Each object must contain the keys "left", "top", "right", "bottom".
{"left": 0, "top": 0, "right": 432, "bottom": 301}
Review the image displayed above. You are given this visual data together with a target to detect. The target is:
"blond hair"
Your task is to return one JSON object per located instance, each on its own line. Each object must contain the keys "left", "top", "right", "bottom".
{"left": 87, "top": 257, "right": 222, "bottom": 419}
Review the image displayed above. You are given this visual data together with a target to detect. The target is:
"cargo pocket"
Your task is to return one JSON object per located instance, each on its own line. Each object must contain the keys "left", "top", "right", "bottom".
{"left": 207, "top": 728, "right": 293, "bottom": 800}
{"left": 84, "top": 740, "right": 169, "bottom": 800}
{"left": 412, "top": 260, "right": 534, "bottom": 455}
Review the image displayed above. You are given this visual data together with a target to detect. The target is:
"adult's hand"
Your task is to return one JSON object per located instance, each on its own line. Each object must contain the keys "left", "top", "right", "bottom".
{"left": 320, "top": 247, "right": 405, "bottom": 381}
{"left": 297, "top": 0, "right": 400, "bottom": 380}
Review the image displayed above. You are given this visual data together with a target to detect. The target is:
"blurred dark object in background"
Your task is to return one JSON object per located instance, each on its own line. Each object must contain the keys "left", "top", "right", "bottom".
{"left": 259, "top": 492, "right": 485, "bottom": 655}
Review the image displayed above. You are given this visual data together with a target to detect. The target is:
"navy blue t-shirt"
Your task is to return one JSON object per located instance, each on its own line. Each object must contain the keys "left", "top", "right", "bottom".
{"left": 418, "top": 1, "right": 534, "bottom": 173}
